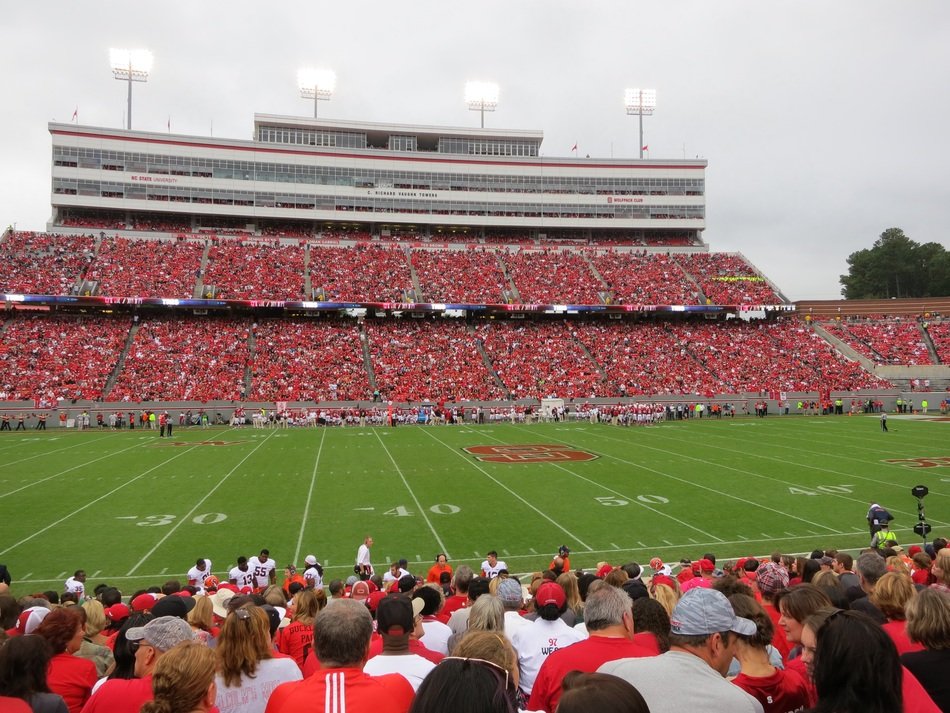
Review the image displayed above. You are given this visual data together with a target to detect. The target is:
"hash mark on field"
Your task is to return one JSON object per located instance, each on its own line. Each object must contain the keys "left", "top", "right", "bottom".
{"left": 57, "top": 571, "right": 66, "bottom": 578}
{"left": 21, "top": 572, "right": 32, "bottom": 580}
{"left": 689, "top": 538, "right": 698, "bottom": 543}
{"left": 160, "top": 568, "right": 167, "bottom": 575}
{"left": 807, "top": 530, "right": 819, "bottom": 535}
{"left": 503, "top": 549, "right": 510, "bottom": 556}
{"left": 91, "top": 570, "right": 101, "bottom": 578}
{"left": 761, "top": 533, "right": 771, "bottom": 538}
{"left": 638, "top": 542, "right": 647, "bottom": 548}
{"left": 529, "top": 548, "right": 537, "bottom": 554}
{"left": 785, "top": 532, "right": 796, "bottom": 536}
{"left": 737, "top": 535, "right": 748, "bottom": 540}
{"left": 663, "top": 539, "right": 674, "bottom": 546}
{"left": 610, "top": 543, "right": 620, "bottom": 549}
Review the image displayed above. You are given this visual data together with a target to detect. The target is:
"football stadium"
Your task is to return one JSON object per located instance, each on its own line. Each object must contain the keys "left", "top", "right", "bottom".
{"left": 2, "top": 61, "right": 950, "bottom": 713}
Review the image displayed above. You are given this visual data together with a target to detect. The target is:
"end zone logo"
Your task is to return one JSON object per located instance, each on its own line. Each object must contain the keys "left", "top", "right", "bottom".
{"left": 884, "top": 457, "right": 950, "bottom": 468}
{"left": 464, "top": 444, "right": 598, "bottom": 463}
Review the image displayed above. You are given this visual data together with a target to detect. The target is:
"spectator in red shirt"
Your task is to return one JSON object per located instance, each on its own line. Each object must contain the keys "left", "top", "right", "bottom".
{"left": 264, "top": 599, "right": 413, "bottom": 713}
{"left": 528, "top": 584, "right": 660, "bottom": 712}
{"left": 34, "top": 607, "right": 97, "bottom": 713}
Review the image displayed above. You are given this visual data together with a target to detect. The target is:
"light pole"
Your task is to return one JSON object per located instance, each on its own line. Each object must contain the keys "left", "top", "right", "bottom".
{"left": 624, "top": 88, "right": 657, "bottom": 159}
{"left": 110, "top": 49, "right": 153, "bottom": 130}
{"left": 298, "top": 68, "right": 336, "bottom": 118}
{"left": 465, "top": 81, "right": 499, "bottom": 128}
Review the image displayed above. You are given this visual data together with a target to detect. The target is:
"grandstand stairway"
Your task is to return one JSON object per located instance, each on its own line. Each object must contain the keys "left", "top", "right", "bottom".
{"left": 302, "top": 244, "right": 312, "bottom": 298}
{"left": 193, "top": 243, "right": 211, "bottom": 299}
{"left": 406, "top": 250, "right": 424, "bottom": 302}
{"left": 102, "top": 321, "right": 141, "bottom": 399}
{"left": 672, "top": 259, "right": 708, "bottom": 303}
{"left": 580, "top": 253, "right": 613, "bottom": 304}
{"left": 359, "top": 325, "right": 378, "bottom": 392}
{"left": 574, "top": 337, "right": 609, "bottom": 383}
{"left": 810, "top": 323, "right": 877, "bottom": 371}
{"left": 470, "top": 325, "right": 508, "bottom": 396}
{"left": 497, "top": 254, "right": 521, "bottom": 303}
{"left": 920, "top": 324, "right": 941, "bottom": 365}
{"left": 244, "top": 325, "right": 256, "bottom": 398}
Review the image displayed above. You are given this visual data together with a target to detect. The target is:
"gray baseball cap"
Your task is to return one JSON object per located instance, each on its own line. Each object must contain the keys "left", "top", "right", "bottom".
{"left": 670, "top": 588, "right": 756, "bottom": 637}
{"left": 125, "top": 615, "right": 196, "bottom": 652}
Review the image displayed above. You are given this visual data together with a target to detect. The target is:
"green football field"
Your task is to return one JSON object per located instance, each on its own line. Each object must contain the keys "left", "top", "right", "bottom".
{"left": 1, "top": 414, "right": 947, "bottom": 596}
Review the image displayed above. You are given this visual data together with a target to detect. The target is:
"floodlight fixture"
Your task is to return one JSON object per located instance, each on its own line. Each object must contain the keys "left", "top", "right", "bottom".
{"left": 625, "top": 87, "right": 657, "bottom": 159}
{"left": 465, "top": 81, "right": 499, "bottom": 128}
{"left": 110, "top": 48, "right": 153, "bottom": 130}
{"left": 298, "top": 68, "right": 336, "bottom": 118}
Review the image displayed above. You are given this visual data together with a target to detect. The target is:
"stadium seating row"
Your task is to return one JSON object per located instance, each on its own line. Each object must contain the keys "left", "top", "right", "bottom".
{"left": 0, "top": 315, "right": 890, "bottom": 403}
{"left": 0, "top": 232, "right": 779, "bottom": 305}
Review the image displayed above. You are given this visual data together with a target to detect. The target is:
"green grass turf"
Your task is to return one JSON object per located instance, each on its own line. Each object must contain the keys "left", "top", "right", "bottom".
{"left": 0, "top": 414, "right": 947, "bottom": 596}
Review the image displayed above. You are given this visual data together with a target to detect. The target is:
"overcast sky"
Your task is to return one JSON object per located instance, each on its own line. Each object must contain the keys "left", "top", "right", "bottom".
{"left": 2, "top": 1, "right": 948, "bottom": 301}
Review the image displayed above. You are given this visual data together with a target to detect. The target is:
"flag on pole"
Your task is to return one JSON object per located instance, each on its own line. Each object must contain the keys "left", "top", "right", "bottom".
{"left": 641, "top": 145, "right": 649, "bottom": 151}
{"left": 167, "top": 116, "right": 171, "bottom": 132}
{"left": 71, "top": 107, "right": 78, "bottom": 122}
{"left": 571, "top": 143, "right": 578, "bottom": 153}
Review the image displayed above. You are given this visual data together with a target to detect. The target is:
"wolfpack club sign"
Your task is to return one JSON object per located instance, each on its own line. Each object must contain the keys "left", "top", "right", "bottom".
{"left": 464, "top": 444, "right": 598, "bottom": 463}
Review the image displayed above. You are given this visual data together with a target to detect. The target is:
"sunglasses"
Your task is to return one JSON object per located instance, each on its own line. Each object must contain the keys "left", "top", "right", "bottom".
{"left": 443, "top": 656, "right": 511, "bottom": 691}
{"left": 129, "top": 640, "right": 153, "bottom": 654}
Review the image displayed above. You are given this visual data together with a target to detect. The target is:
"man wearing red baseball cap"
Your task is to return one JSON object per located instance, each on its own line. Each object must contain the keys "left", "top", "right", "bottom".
{"left": 511, "top": 582, "right": 584, "bottom": 699}
{"left": 529, "top": 585, "right": 660, "bottom": 712}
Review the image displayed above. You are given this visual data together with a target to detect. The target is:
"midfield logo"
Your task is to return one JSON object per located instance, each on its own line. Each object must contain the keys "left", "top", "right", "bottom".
{"left": 464, "top": 444, "right": 598, "bottom": 463}
{"left": 884, "top": 456, "right": 950, "bottom": 468}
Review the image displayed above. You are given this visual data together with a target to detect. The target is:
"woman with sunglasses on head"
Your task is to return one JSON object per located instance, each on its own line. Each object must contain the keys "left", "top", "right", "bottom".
{"left": 214, "top": 605, "right": 301, "bottom": 713}
{"left": 557, "top": 671, "right": 649, "bottom": 713}
{"left": 409, "top": 655, "right": 516, "bottom": 713}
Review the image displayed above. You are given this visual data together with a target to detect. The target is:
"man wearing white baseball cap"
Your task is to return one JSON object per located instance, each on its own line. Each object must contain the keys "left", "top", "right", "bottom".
{"left": 598, "top": 587, "right": 764, "bottom": 713}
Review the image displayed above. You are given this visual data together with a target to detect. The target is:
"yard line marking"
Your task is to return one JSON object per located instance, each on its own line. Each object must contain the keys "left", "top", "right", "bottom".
{"left": 474, "top": 427, "right": 721, "bottom": 543}
{"left": 661, "top": 426, "right": 950, "bottom": 508}
{"left": 372, "top": 430, "right": 449, "bottom": 557}
{"left": 516, "top": 426, "right": 838, "bottom": 533}
{"left": 551, "top": 426, "right": 834, "bottom": 531}
{"left": 419, "top": 428, "right": 591, "bottom": 550}
{"left": 550, "top": 462, "right": 722, "bottom": 542}
{"left": 127, "top": 431, "right": 276, "bottom": 575}
{"left": 293, "top": 428, "right": 327, "bottom": 566}
{"left": 0, "top": 440, "right": 215, "bottom": 558}
{"left": 0, "top": 434, "right": 114, "bottom": 468}
{"left": 0, "top": 440, "right": 146, "bottom": 499}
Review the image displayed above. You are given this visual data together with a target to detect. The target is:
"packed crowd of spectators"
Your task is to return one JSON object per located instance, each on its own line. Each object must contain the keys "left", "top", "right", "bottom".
{"left": 108, "top": 318, "right": 248, "bottom": 402}
{"left": 365, "top": 320, "right": 505, "bottom": 402}
{"left": 204, "top": 243, "right": 306, "bottom": 300}
{"left": 309, "top": 245, "right": 413, "bottom": 302}
{"left": 676, "top": 253, "right": 782, "bottom": 305}
{"left": 2, "top": 538, "right": 947, "bottom": 713}
{"left": 501, "top": 250, "right": 605, "bottom": 305}
{"left": 477, "top": 321, "right": 605, "bottom": 399}
{"left": 0, "top": 314, "right": 130, "bottom": 402}
{"left": 0, "top": 232, "right": 95, "bottom": 295}
{"left": 411, "top": 249, "right": 509, "bottom": 304}
{"left": 926, "top": 321, "right": 950, "bottom": 364}
{"left": 85, "top": 238, "right": 204, "bottom": 298}
{"left": 822, "top": 320, "right": 935, "bottom": 366}
{"left": 592, "top": 252, "right": 699, "bottom": 305}
{"left": 667, "top": 320, "right": 892, "bottom": 393}
{"left": 250, "top": 320, "right": 370, "bottom": 402}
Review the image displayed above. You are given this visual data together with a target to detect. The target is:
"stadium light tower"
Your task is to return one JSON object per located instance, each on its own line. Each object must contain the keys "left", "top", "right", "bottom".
{"left": 298, "top": 68, "right": 336, "bottom": 118}
{"left": 465, "top": 81, "right": 499, "bottom": 128}
{"left": 624, "top": 88, "right": 657, "bottom": 159}
{"left": 110, "top": 48, "right": 153, "bottom": 130}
